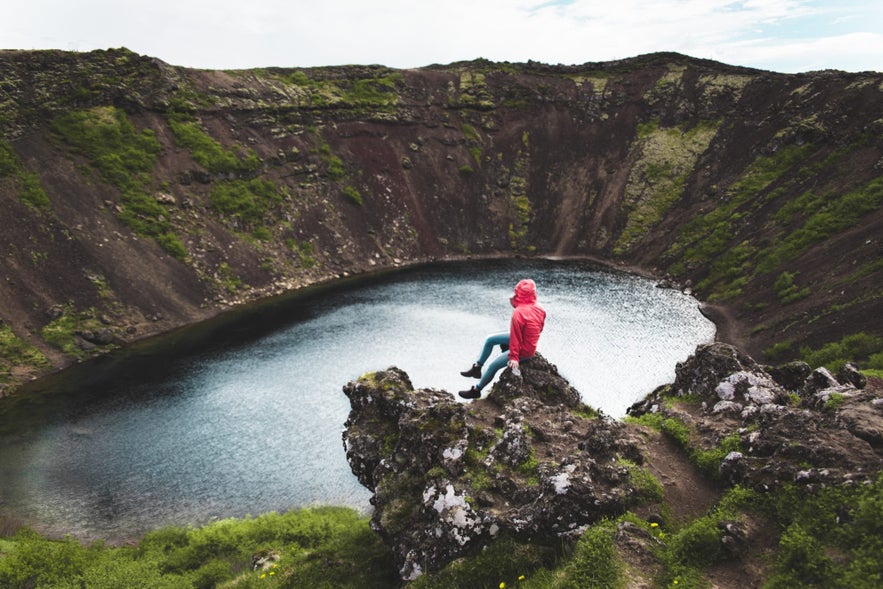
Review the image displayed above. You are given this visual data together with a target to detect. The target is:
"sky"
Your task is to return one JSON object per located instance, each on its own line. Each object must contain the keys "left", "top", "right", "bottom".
{"left": 5, "top": 0, "right": 882, "bottom": 74}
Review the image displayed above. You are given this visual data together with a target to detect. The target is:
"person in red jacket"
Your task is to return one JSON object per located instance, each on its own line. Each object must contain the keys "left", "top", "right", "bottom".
{"left": 459, "top": 278, "right": 546, "bottom": 400}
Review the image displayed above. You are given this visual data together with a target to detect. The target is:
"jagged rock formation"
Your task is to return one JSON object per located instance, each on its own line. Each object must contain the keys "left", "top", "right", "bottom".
{"left": 0, "top": 48, "right": 881, "bottom": 392}
{"left": 342, "top": 356, "right": 653, "bottom": 580}
{"left": 628, "top": 342, "right": 883, "bottom": 489}
{"left": 343, "top": 345, "right": 882, "bottom": 581}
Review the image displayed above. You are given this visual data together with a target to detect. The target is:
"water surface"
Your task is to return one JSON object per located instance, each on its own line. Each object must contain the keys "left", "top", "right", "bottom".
{"left": 0, "top": 259, "right": 715, "bottom": 540}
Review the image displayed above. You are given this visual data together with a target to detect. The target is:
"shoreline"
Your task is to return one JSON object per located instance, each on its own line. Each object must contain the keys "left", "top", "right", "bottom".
{"left": 5, "top": 252, "right": 737, "bottom": 399}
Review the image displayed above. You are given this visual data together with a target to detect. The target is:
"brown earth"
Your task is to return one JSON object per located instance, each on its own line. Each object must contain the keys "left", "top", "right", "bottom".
{"left": 0, "top": 49, "right": 880, "bottom": 397}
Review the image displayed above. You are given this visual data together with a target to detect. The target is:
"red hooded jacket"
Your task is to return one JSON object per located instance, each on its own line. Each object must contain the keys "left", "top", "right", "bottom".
{"left": 508, "top": 279, "right": 546, "bottom": 361}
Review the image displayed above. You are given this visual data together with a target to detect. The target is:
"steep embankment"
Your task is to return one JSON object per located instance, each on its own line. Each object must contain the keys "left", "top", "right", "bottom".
{"left": 0, "top": 48, "right": 881, "bottom": 393}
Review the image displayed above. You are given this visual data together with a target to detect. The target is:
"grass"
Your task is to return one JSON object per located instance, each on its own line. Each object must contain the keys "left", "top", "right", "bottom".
{"left": 167, "top": 113, "right": 260, "bottom": 174}
{"left": 269, "top": 69, "right": 403, "bottom": 110}
{"left": 0, "top": 507, "right": 397, "bottom": 589}
{"left": 773, "top": 271, "right": 810, "bottom": 305}
{"left": 1, "top": 138, "right": 51, "bottom": 210}
{"left": 50, "top": 107, "right": 186, "bottom": 259}
{"left": 2, "top": 472, "right": 882, "bottom": 588}
{"left": 667, "top": 143, "right": 811, "bottom": 292}
{"left": 758, "top": 176, "right": 883, "bottom": 274}
{"left": 38, "top": 306, "right": 114, "bottom": 359}
{"left": 210, "top": 178, "right": 282, "bottom": 235}
{"left": 798, "top": 332, "right": 883, "bottom": 372}
{"left": 286, "top": 240, "right": 318, "bottom": 268}
{"left": 342, "top": 185, "right": 362, "bottom": 205}
{"left": 668, "top": 140, "right": 882, "bottom": 302}
{"left": 0, "top": 323, "right": 49, "bottom": 384}
{"left": 758, "top": 473, "right": 883, "bottom": 588}
{"left": 627, "top": 401, "right": 742, "bottom": 480}
{"left": 615, "top": 120, "right": 718, "bottom": 255}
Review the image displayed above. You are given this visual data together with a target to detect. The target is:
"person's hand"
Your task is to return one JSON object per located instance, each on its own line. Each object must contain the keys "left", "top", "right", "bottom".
{"left": 507, "top": 359, "right": 519, "bottom": 371}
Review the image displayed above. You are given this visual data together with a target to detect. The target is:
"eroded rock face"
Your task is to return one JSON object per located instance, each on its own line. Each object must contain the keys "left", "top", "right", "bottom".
{"left": 342, "top": 354, "right": 650, "bottom": 580}
{"left": 343, "top": 344, "right": 883, "bottom": 580}
{"left": 629, "top": 342, "right": 883, "bottom": 490}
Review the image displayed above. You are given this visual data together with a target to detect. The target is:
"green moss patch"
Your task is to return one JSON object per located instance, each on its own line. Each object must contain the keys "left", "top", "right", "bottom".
{"left": 0, "top": 323, "right": 49, "bottom": 384}
{"left": 615, "top": 120, "right": 718, "bottom": 254}
{"left": 50, "top": 107, "right": 185, "bottom": 259}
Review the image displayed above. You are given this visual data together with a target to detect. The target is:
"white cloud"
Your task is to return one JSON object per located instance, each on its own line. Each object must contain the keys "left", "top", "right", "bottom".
{"left": 3, "top": 0, "right": 881, "bottom": 73}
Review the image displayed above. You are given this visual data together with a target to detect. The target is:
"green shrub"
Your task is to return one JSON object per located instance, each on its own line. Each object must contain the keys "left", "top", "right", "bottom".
{"left": 51, "top": 107, "right": 160, "bottom": 192}
{"left": 751, "top": 473, "right": 883, "bottom": 588}
{"left": 619, "top": 459, "right": 665, "bottom": 501}
{"left": 666, "top": 515, "right": 723, "bottom": 568}
{"left": 0, "top": 507, "right": 397, "bottom": 589}
{"left": 288, "top": 239, "right": 318, "bottom": 268}
{"left": 0, "top": 139, "right": 51, "bottom": 210}
{"left": 660, "top": 416, "right": 691, "bottom": 447}
{"left": 77, "top": 554, "right": 180, "bottom": 589}
{"left": 342, "top": 185, "right": 363, "bottom": 205}
{"left": 765, "top": 340, "right": 794, "bottom": 360}
{"left": 328, "top": 154, "right": 346, "bottom": 180}
{"left": 50, "top": 107, "right": 186, "bottom": 258}
{"left": 40, "top": 306, "right": 112, "bottom": 358}
{"left": 773, "top": 271, "right": 810, "bottom": 304}
{"left": 210, "top": 178, "right": 281, "bottom": 231}
{"left": 0, "top": 323, "right": 49, "bottom": 381}
{"left": 0, "top": 529, "right": 89, "bottom": 589}
{"left": 217, "top": 262, "right": 243, "bottom": 293}
{"left": 768, "top": 523, "right": 833, "bottom": 587}
{"left": 410, "top": 535, "right": 556, "bottom": 589}
{"left": 799, "top": 332, "right": 882, "bottom": 370}
{"left": 167, "top": 114, "right": 260, "bottom": 174}
{"left": 18, "top": 171, "right": 50, "bottom": 209}
{"left": 554, "top": 522, "right": 621, "bottom": 588}
{"left": 0, "top": 140, "right": 17, "bottom": 176}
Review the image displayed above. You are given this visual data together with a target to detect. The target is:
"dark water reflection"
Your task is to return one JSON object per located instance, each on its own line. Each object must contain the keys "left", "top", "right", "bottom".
{"left": 0, "top": 259, "right": 715, "bottom": 541}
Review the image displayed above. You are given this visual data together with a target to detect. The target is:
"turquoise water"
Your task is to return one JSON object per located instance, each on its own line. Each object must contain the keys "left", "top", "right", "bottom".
{"left": 0, "top": 259, "right": 715, "bottom": 541}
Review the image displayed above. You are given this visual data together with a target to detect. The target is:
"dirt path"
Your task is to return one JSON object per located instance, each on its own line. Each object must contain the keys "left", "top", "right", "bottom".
{"left": 628, "top": 424, "right": 776, "bottom": 588}
{"left": 631, "top": 425, "right": 723, "bottom": 524}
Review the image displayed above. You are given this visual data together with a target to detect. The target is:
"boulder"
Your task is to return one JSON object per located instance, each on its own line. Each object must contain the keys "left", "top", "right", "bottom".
{"left": 631, "top": 343, "right": 882, "bottom": 492}
{"left": 342, "top": 355, "right": 649, "bottom": 580}
{"left": 672, "top": 342, "right": 760, "bottom": 398}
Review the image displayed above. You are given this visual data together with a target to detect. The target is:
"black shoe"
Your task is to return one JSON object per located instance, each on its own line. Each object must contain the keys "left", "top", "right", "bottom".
{"left": 458, "top": 386, "right": 480, "bottom": 400}
{"left": 459, "top": 363, "right": 482, "bottom": 378}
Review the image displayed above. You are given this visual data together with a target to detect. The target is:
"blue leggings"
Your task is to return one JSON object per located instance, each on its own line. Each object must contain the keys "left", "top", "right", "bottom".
{"left": 474, "top": 332, "right": 531, "bottom": 390}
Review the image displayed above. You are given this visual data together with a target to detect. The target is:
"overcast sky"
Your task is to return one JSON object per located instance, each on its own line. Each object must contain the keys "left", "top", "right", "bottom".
{"left": 5, "top": 0, "right": 882, "bottom": 73}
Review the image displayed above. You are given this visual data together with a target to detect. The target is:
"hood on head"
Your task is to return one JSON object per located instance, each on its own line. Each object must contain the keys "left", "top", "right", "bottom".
{"left": 512, "top": 279, "right": 537, "bottom": 305}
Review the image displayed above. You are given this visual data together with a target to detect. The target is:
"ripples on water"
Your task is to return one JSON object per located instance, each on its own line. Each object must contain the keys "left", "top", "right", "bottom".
{"left": 0, "top": 259, "right": 715, "bottom": 540}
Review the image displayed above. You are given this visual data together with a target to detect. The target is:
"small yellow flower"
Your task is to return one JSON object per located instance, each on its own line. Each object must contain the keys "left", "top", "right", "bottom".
{"left": 500, "top": 583, "right": 506, "bottom": 589}
{"left": 650, "top": 522, "right": 659, "bottom": 528}
{"left": 260, "top": 574, "right": 266, "bottom": 579}
{"left": 518, "top": 575, "right": 525, "bottom": 581}
{"left": 270, "top": 571, "right": 275, "bottom": 576}
{"left": 673, "top": 580, "right": 679, "bottom": 585}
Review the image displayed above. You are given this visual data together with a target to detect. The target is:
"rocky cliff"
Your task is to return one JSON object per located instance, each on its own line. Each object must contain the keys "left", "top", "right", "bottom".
{"left": 0, "top": 47, "right": 881, "bottom": 392}
{"left": 342, "top": 344, "right": 883, "bottom": 582}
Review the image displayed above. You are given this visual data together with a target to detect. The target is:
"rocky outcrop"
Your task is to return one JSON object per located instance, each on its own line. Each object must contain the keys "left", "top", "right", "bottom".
{"left": 628, "top": 342, "right": 883, "bottom": 490}
{"left": 343, "top": 344, "right": 883, "bottom": 580}
{"left": 342, "top": 355, "right": 653, "bottom": 580}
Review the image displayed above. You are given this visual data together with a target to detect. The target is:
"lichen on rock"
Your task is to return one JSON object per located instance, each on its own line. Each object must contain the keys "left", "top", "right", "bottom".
{"left": 342, "top": 354, "right": 653, "bottom": 580}
{"left": 628, "top": 342, "right": 883, "bottom": 490}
